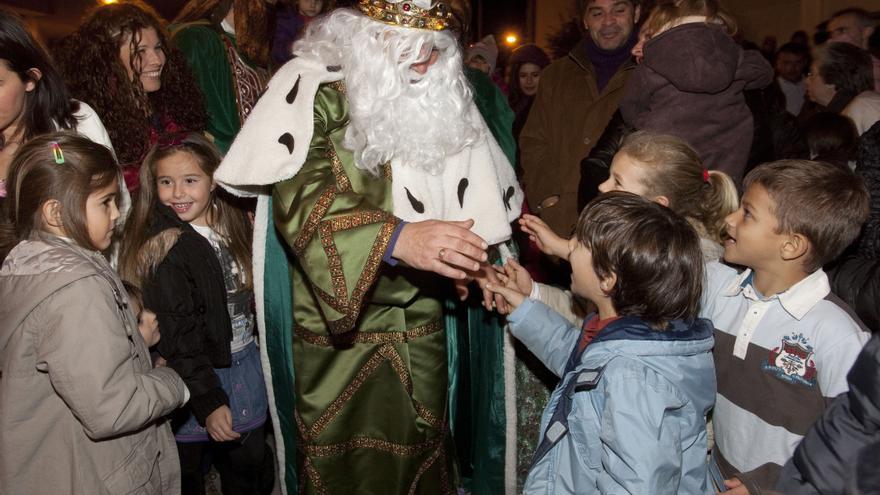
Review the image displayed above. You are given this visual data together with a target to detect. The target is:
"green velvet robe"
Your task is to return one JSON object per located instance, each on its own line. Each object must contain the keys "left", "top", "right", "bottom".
{"left": 270, "top": 82, "right": 454, "bottom": 494}
{"left": 172, "top": 22, "right": 268, "bottom": 155}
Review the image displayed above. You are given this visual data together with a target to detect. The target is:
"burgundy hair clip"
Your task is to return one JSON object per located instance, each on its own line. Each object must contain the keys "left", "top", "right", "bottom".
{"left": 156, "top": 132, "right": 188, "bottom": 150}
{"left": 702, "top": 168, "right": 710, "bottom": 184}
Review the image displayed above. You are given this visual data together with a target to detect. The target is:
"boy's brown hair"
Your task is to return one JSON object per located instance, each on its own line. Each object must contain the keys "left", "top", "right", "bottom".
{"left": 744, "top": 160, "right": 869, "bottom": 272}
{"left": 576, "top": 191, "right": 704, "bottom": 330}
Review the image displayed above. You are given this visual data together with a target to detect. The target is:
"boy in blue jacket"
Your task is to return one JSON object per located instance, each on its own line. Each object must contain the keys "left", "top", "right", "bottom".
{"left": 488, "top": 191, "right": 716, "bottom": 494}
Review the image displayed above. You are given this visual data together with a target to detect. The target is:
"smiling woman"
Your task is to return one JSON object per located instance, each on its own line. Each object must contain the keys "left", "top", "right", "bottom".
{"left": 54, "top": 1, "right": 206, "bottom": 194}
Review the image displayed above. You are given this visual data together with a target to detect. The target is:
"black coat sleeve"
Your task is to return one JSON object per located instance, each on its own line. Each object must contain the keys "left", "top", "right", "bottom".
{"left": 776, "top": 333, "right": 880, "bottom": 493}
{"left": 578, "top": 110, "right": 633, "bottom": 211}
{"left": 143, "top": 241, "right": 229, "bottom": 425}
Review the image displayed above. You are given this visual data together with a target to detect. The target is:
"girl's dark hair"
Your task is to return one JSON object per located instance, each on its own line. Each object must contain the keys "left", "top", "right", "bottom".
{"left": 118, "top": 132, "right": 253, "bottom": 289}
{"left": 54, "top": 1, "right": 205, "bottom": 168}
{"left": 575, "top": 191, "right": 704, "bottom": 329}
{"left": 804, "top": 112, "right": 858, "bottom": 170}
{"left": 506, "top": 44, "right": 551, "bottom": 111}
{"left": 0, "top": 132, "right": 120, "bottom": 261}
{"left": 0, "top": 9, "right": 78, "bottom": 149}
{"left": 174, "top": 0, "right": 271, "bottom": 68}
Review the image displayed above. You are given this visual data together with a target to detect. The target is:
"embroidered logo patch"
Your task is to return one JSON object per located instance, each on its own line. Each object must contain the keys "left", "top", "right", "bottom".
{"left": 762, "top": 333, "right": 817, "bottom": 387}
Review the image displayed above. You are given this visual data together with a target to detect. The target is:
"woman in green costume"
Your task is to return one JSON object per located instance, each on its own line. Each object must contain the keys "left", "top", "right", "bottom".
{"left": 214, "top": 2, "right": 523, "bottom": 493}
{"left": 172, "top": 0, "right": 271, "bottom": 154}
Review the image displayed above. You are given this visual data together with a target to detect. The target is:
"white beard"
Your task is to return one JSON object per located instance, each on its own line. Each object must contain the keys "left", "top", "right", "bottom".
{"left": 291, "top": 8, "right": 484, "bottom": 175}
{"left": 344, "top": 58, "right": 483, "bottom": 176}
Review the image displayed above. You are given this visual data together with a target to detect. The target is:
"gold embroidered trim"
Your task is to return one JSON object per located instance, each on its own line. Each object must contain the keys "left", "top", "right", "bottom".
{"left": 319, "top": 222, "right": 348, "bottom": 306}
{"left": 293, "top": 184, "right": 337, "bottom": 255}
{"left": 310, "top": 284, "right": 350, "bottom": 315}
{"left": 220, "top": 35, "right": 268, "bottom": 125}
{"left": 328, "top": 80, "right": 346, "bottom": 95}
{"left": 295, "top": 321, "right": 442, "bottom": 347}
{"left": 412, "top": 400, "right": 442, "bottom": 429}
{"left": 327, "top": 219, "right": 398, "bottom": 335}
{"left": 407, "top": 442, "right": 444, "bottom": 495}
{"left": 328, "top": 211, "right": 389, "bottom": 233}
{"left": 326, "top": 140, "right": 352, "bottom": 193}
{"left": 305, "top": 435, "right": 436, "bottom": 458}
{"left": 301, "top": 457, "right": 328, "bottom": 495}
{"left": 381, "top": 162, "right": 393, "bottom": 180}
{"left": 308, "top": 346, "right": 388, "bottom": 439}
{"left": 379, "top": 344, "right": 412, "bottom": 394}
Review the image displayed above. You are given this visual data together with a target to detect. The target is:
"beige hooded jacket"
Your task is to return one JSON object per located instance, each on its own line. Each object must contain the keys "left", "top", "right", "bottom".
{"left": 0, "top": 235, "right": 186, "bottom": 494}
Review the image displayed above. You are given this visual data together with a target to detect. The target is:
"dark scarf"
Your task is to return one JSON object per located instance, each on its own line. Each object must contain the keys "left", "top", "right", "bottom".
{"left": 585, "top": 30, "right": 637, "bottom": 92}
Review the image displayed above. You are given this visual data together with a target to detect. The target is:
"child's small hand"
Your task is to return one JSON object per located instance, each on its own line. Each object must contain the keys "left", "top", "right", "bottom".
{"left": 520, "top": 214, "right": 569, "bottom": 259}
{"left": 206, "top": 405, "right": 241, "bottom": 442}
{"left": 485, "top": 282, "right": 526, "bottom": 312}
{"left": 718, "top": 478, "right": 749, "bottom": 495}
{"left": 501, "top": 259, "right": 534, "bottom": 296}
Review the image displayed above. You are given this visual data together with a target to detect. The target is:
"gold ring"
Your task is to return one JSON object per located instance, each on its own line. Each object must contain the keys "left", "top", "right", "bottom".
{"left": 438, "top": 248, "right": 446, "bottom": 259}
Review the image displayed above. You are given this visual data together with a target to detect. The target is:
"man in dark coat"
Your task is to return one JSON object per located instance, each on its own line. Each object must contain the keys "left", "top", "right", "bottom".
{"left": 519, "top": 0, "right": 640, "bottom": 237}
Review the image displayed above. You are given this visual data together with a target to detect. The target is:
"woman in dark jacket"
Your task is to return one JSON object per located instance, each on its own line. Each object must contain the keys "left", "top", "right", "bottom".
{"left": 828, "top": 120, "right": 880, "bottom": 334}
{"left": 507, "top": 44, "right": 550, "bottom": 146}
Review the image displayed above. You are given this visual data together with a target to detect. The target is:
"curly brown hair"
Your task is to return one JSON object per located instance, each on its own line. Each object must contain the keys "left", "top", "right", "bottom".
{"left": 54, "top": 1, "right": 205, "bottom": 169}
{"left": 174, "top": 0, "right": 271, "bottom": 68}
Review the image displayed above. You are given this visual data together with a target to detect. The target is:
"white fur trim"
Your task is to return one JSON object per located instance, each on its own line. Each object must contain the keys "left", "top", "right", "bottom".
{"left": 503, "top": 326, "right": 517, "bottom": 495}
{"left": 252, "top": 195, "right": 288, "bottom": 495}
{"left": 216, "top": 57, "right": 522, "bottom": 244}
{"left": 215, "top": 58, "right": 343, "bottom": 196}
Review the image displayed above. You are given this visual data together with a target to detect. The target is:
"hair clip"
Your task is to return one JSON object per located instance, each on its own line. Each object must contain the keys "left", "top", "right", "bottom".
{"left": 51, "top": 142, "right": 65, "bottom": 165}
{"left": 157, "top": 132, "right": 187, "bottom": 150}
{"left": 702, "top": 168, "right": 710, "bottom": 184}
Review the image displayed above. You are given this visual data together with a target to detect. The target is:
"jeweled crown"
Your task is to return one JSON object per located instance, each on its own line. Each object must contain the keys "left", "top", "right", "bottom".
{"left": 357, "top": 0, "right": 453, "bottom": 31}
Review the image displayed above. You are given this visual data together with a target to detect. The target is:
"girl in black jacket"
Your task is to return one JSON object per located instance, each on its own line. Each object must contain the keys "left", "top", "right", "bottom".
{"left": 119, "top": 132, "right": 273, "bottom": 494}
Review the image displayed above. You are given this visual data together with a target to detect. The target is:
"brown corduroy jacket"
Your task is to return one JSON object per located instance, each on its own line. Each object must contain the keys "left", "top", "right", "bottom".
{"left": 519, "top": 39, "right": 635, "bottom": 236}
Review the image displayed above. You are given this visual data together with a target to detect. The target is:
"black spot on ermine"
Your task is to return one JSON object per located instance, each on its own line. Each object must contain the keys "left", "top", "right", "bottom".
{"left": 457, "top": 178, "right": 469, "bottom": 208}
{"left": 278, "top": 133, "right": 295, "bottom": 154}
{"left": 286, "top": 75, "right": 301, "bottom": 104}
{"left": 405, "top": 187, "right": 425, "bottom": 214}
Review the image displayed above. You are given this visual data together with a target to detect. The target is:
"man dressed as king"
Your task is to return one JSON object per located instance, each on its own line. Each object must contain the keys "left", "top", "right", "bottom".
{"left": 215, "top": 1, "right": 523, "bottom": 493}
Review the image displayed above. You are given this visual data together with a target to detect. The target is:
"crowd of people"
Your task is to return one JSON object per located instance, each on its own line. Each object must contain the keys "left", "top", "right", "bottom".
{"left": 0, "top": 0, "right": 878, "bottom": 494}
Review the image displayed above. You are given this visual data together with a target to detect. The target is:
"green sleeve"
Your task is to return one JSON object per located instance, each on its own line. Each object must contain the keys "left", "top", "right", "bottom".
{"left": 272, "top": 86, "right": 401, "bottom": 335}
{"left": 171, "top": 24, "right": 239, "bottom": 154}
{"left": 466, "top": 67, "right": 517, "bottom": 166}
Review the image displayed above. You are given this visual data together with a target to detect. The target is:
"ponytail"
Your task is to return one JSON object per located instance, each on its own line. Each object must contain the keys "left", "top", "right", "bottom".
{"left": 619, "top": 131, "right": 739, "bottom": 246}
{"left": 700, "top": 170, "right": 739, "bottom": 243}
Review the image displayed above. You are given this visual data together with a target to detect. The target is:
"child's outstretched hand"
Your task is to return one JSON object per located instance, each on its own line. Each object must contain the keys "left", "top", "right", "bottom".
{"left": 485, "top": 281, "right": 527, "bottom": 312}
{"left": 492, "top": 258, "right": 533, "bottom": 299}
{"left": 206, "top": 405, "right": 241, "bottom": 442}
{"left": 520, "top": 214, "right": 569, "bottom": 259}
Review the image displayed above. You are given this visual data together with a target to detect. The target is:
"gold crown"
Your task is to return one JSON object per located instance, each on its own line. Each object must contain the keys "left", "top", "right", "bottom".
{"left": 357, "top": 0, "right": 453, "bottom": 31}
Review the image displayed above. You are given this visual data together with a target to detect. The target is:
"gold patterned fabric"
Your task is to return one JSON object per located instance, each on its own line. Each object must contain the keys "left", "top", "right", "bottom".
{"left": 221, "top": 35, "right": 269, "bottom": 126}
{"left": 272, "top": 83, "right": 454, "bottom": 494}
